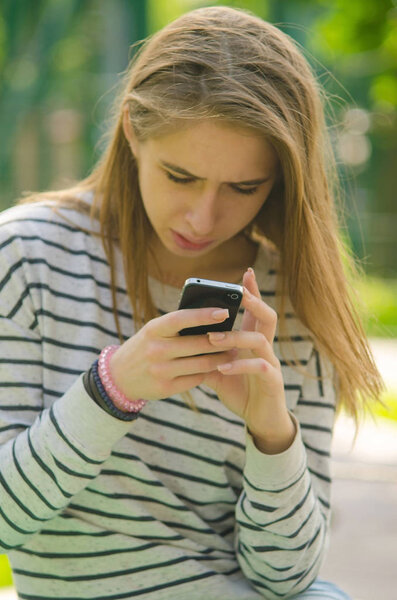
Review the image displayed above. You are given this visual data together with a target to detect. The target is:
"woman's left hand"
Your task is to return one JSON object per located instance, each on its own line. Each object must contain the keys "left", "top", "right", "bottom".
{"left": 202, "top": 268, "right": 296, "bottom": 454}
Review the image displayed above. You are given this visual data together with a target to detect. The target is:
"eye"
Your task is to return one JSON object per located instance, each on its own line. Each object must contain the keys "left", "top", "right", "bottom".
{"left": 232, "top": 186, "right": 259, "bottom": 196}
{"left": 165, "top": 170, "right": 259, "bottom": 195}
{"left": 166, "top": 172, "right": 194, "bottom": 184}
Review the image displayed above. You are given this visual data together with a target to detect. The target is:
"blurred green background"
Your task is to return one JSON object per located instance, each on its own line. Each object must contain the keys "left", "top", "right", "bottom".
{"left": 1, "top": 0, "right": 396, "bottom": 333}
{"left": 0, "top": 0, "right": 396, "bottom": 588}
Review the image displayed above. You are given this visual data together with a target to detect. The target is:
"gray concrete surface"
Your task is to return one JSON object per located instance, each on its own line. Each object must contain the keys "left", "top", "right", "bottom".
{"left": 319, "top": 414, "right": 397, "bottom": 600}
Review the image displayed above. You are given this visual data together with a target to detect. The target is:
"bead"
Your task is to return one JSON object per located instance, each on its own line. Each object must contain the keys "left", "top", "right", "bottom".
{"left": 97, "top": 345, "right": 146, "bottom": 413}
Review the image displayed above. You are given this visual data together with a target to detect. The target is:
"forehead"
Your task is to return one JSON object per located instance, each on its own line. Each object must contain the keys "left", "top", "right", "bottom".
{"left": 144, "top": 119, "right": 278, "bottom": 176}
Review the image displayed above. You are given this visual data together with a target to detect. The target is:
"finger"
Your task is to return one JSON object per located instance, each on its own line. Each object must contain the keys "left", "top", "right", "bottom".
{"left": 240, "top": 305, "right": 257, "bottom": 332}
{"left": 149, "top": 307, "right": 229, "bottom": 338}
{"left": 149, "top": 333, "right": 233, "bottom": 360}
{"left": 241, "top": 287, "right": 277, "bottom": 344}
{"left": 243, "top": 267, "right": 261, "bottom": 299}
{"left": 208, "top": 330, "right": 279, "bottom": 368}
{"left": 153, "top": 349, "right": 238, "bottom": 379}
{"left": 217, "top": 356, "right": 275, "bottom": 375}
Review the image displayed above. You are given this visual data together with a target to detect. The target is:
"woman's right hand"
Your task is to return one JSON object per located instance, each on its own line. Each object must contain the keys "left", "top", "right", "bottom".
{"left": 109, "top": 308, "right": 236, "bottom": 401}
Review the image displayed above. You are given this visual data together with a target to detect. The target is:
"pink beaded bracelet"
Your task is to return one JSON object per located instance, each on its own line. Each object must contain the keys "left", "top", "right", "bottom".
{"left": 98, "top": 345, "right": 146, "bottom": 413}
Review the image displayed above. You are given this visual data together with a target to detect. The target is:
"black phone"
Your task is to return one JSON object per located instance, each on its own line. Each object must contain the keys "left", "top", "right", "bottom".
{"left": 177, "top": 277, "right": 243, "bottom": 336}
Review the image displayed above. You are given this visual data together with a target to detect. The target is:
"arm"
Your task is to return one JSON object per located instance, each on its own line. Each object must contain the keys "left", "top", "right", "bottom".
{"left": 0, "top": 230, "right": 132, "bottom": 551}
{"left": 235, "top": 348, "right": 335, "bottom": 599}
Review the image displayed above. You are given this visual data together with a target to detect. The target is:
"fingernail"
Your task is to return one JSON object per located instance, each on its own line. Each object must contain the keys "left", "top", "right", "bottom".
{"left": 212, "top": 309, "right": 229, "bottom": 320}
{"left": 208, "top": 332, "right": 226, "bottom": 341}
{"left": 217, "top": 363, "right": 232, "bottom": 371}
{"left": 248, "top": 267, "right": 255, "bottom": 276}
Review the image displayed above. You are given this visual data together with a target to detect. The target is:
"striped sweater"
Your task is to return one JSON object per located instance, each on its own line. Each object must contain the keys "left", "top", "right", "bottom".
{"left": 0, "top": 198, "right": 336, "bottom": 599}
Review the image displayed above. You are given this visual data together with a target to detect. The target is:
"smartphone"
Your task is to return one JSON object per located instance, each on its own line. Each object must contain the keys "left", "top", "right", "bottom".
{"left": 178, "top": 277, "right": 243, "bottom": 336}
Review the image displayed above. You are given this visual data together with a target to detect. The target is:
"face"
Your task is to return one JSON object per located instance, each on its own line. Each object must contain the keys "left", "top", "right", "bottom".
{"left": 123, "top": 116, "right": 279, "bottom": 275}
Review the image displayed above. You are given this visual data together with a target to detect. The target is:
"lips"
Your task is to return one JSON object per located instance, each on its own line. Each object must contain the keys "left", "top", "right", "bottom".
{"left": 171, "top": 230, "right": 213, "bottom": 250}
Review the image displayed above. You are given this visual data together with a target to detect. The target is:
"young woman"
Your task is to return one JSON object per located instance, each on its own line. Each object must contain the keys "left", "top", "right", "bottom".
{"left": 0, "top": 6, "right": 383, "bottom": 599}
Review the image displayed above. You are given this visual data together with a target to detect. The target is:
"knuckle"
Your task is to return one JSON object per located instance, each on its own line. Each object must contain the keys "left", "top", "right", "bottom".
{"left": 260, "top": 359, "right": 269, "bottom": 372}
{"left": 148, "top": 362, "right": 163, "bottom": 378}
{"left": 143, "top": 319, "right": 156, "bottom": 336}
{"left": 146, "top": 340, "right": 165, "bottom": 361}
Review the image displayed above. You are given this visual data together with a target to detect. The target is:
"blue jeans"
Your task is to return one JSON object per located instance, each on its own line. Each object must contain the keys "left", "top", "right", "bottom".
{"left": 292, "top": 578, "right": 352, "bottom": 599}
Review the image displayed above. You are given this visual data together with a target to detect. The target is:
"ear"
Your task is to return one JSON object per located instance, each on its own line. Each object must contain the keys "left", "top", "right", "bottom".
{"left": 122, "top": 107, "right": 139, "bottom": 157}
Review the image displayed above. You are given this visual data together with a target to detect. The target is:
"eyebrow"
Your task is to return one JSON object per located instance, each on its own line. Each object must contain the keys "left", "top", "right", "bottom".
{"left": 160, "top": 160, "right": 270, "bottom": 186}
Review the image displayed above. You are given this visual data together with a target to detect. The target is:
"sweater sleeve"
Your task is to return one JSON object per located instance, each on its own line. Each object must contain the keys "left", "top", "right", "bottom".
{"left": 0, "top": 227, "right": 132, "bottom": 552}
{"left": 235, "top": 347, "right": 336, "bottom": 599}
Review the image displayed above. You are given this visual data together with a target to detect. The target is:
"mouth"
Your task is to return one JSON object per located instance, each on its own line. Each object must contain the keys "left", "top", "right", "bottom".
{"left": 171, "top": 230, "right": 214, "bottom": 250}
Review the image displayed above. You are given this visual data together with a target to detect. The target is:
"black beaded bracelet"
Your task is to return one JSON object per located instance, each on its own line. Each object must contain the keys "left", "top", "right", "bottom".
{"left": 83, "top": 360, "right": 140, "bottom": 422}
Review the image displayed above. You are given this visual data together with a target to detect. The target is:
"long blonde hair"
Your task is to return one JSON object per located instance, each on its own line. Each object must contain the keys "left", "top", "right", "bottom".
{"left": 20, "top": 6, "right": 384, "bottom": 421}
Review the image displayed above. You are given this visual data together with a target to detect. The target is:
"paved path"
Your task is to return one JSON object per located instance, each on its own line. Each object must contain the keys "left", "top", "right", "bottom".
{"left": 318, "top": 338, "right": 397, "bottom": 600}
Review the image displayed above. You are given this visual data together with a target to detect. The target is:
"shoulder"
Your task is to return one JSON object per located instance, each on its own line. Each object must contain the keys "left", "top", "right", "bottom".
{"left": 0, "top": 195, "right": 96, "bottom": 240}
{"left": 0, "top": 193, "right": 101, "bottom": 260}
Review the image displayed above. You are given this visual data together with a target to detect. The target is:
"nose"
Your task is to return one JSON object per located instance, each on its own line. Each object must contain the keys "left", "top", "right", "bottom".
{"left": 185, "top": 187, "right": 219, "bottom": 236}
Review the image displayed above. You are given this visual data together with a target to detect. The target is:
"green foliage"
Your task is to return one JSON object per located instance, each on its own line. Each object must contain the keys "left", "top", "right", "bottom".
{"left": 147, "top": 0, "right": 269, "bottom": 32}
{"left": 0, "top": 554, "right": 12, "bottom": 587}
{"left": 373, "top": 391, "right": 397, "bottom": 422}
{"left": 356, "top": 276, "right": 397, "bottom": 337}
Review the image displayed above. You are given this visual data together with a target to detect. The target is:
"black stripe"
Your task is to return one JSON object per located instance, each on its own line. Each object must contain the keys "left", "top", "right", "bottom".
{"left": 308, "top": 467, "right": 331, "bottom": 484}
{"left": 297, "top": 398, "right": 335, "bottom": 411}
{"left": 40, "top": 335, "right": 101, "bottom": 353}
{"left": 276, "top": 335, "right": 312, "bottom": 342}
{"left": 100, "top": 468, "right": 164, "bottom": 487}
{"left": 241, "top": 491, "right": 277, "bottom": 513}
{"left": 146, "top": 463, "right": 230, "bottom": 488}
{"left": 176, "top": 492, "right": 235, "bottom": 508}
{"left": 26, "top": 427, "right": 73, "bottom": 498}
{"left": 300, "top": 423, "right": 332, "bottom": 434}
{"left": 13, "top": 553, "right": 227, "bottom": 582}
{"left": 0, "top": 423, "right": 27, "bottom": 433}
{"left": 0, "top": 470, "right": 50, "bottom": 522}
{"left": 52, "top": 455, "right": 97, "bottom": 480}
{"left": 314, "top": 349, "right": 324, "bottom": 396}
{"left": 86, "top": 486, "right": 189, "bottom": 512}
{"left": 318, "top": 496, "right": 330, "bottom": 510}
{"left": 244, "top": 467, "right": 305, "bottom": 494}
{"left": 164, "top": 393, "right": 245, "bottom": 427}
{"left": 124, "top": 432, "right": 243, "bottom": 475}
{"left": 68, "top": 503, "right": 156, "bottom": 523}
{"left": 0, "top": 358, "right": 83, "bottom": 377}
{"left": 0, "top": 382, "right": 42, "bottom": 390}
{"left": 303, "top": 441, "right": 330, "bottom": 457}
{"left": 39, "top": 529, "right": 115, "bottom": 537}
{"left": 7, "top": 286, "right": 30, "bottom": 319}
{"left": 139, "top": 412, "right": 245, "bottom": 450}
{"left": 17, "top": 570, "right": 218, "bottom": 600}
{"left": 256, "top": 484, "right": 313, "bottom": 527}
{"left": 0, "top": 334, "right": 40, "bottom": 345}
{"left": 238, "top": 541, "right": 292, "bottom": 572}
{"left": 0, "top": 216, "right": 91, "bottom": 237}
{"left": 251, "top": 523, "right": 322, "bottom": 553}
{"left": 49, "top": 407, "right": 104, "bottom": 465}
{"left": 17, "top": 541, "right": 159, "bottom": 560}
{"left": 0, "top": 505, "right": 37, "bottom": 535}
{"left": 12, "top": 439, "right": 62, "bottom": 511}
{"left": 0, "top": 404, "right": 41, "bottom": 412}
{"left": 27, "top": 282, "right": 131, "bottom": 318}
{"left": 238, "top": 544, "right": 304, "bottom": 584}
{"left": 0, "top": 233, "right": 108, "bottom": 266}
{"left": 34, "top": 308, "right": 121, "bottom": 338}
